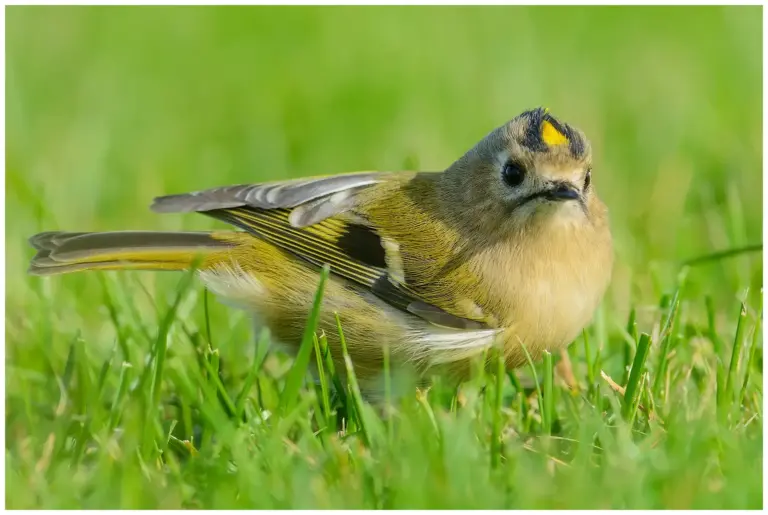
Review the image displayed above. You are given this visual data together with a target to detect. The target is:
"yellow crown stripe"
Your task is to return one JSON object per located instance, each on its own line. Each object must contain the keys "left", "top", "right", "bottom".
{"left": 541, "top": 120, "right": 568, "bottom": 146}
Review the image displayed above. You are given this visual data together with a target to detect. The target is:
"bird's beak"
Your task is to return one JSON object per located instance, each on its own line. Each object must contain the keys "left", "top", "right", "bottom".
{"left": 544, "top": 182, "right": 581, "bottom": 202}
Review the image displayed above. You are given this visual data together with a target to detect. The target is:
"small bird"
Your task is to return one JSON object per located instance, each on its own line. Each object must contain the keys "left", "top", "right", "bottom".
{"left": 28, "top": 108, "right": 612, "bottom": 395}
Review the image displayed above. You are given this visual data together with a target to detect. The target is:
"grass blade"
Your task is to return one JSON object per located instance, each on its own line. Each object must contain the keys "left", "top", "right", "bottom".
{"left": 623, "top": 308, "right": 637, "bottom": 383}
{"left": 519, "top": 342, "right": 544, "bottom": 431}
{"left": 542, "top": 350, "right": 554, "bottom": 436}
{"left": 630, "top": 373, "right": 648, "bottom": 424}
{"left": 740, "top": 294, "right": 762, "bottom": 407}
{"left": 652, "top": 291, "right": 682, "bottom": 398}
{"left": 319, "top": 331, "right": 347, "bottom": 411}
{"left": 507, "top": 370, "right": 529, "bottom": 431}
{"left": 208, "top": 347, "right": 220, "bottom": 386}
{"left": 723, "top": 302, "right": 748, "bottom": 410}
{"left": 200, "top": 349, "right": 237, "bottom": 417}
{"left": 280, "top": 265, "right": 330, "bottom": 414}
{"left": 203, "top": 288, "right": 213, "bottom": 348}
{"left": 383, "top": 344, "right": 393, "bottom": 445}
{"left": 335, "top": 312, "right": 370, "bottom": 446}
{"left": 313, "top": 333, "right": 332, "bottom": 423}
{"left": 491, "top": 346, "right": 505, "bottom": 469}
{"left": 235, "top": 327, "right": 271, "bottom": 419}
{"left": 681, "top": 243, "right": 762, "bottom": 267}
{"left": 623, "top": 333, "right": 652, "bottom": 422}
{"left": 108, "top": 362, "right": 132, "bottom": 432}
{"left": 144, "top": 265, "right": 198, "bottom": 457}
{"left": 415, "top": 388, "right": 439, "bottom": 437}
{"left": 98, "top": 274, "right": 131, "bottom": 362}
{"left": 707, "top": 296, "right": 729, "bottom": 410}
{"left": 583, "top": 329, "right": 595, "bottom": 392}
{"left": 96, "top": 345, "right": 116, "bottom": 397}
{"left": 706, "top": 296, "right": 723, "bottom": 357}
{"left": 167, "top": 364, "right": 235, "bottom": 441}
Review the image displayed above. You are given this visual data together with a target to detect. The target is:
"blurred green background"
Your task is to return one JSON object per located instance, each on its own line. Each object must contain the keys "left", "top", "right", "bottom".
{"left": 7, "top": 6, "right": 762, "bottom": 315}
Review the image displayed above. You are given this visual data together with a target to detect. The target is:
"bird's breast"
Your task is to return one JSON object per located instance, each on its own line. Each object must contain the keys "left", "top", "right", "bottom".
{"left": 470, "top": 226, "right": 612, "bottom": 360}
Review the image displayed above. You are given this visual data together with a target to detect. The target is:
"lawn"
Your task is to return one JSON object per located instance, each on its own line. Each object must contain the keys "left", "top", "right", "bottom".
{"left": 5, "top": 6, "right": 763, "bottom": 509}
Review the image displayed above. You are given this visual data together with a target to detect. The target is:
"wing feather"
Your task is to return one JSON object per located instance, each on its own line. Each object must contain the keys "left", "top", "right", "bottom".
{"left": 151, "top": 172, "right": 383, "bottom": 220}
{"left": 206, "top": 207, "right": 384, "bottom": 286}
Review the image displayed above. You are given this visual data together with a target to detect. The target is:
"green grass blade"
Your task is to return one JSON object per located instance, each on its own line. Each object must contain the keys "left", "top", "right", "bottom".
{"left": 98, "top": 274, "right": 131, "bottom": 362}
{"left": 623, "top": 308, "right": 637, "bottom": 383}
{"left": 491, "top": 346, "right": 505, "bottom": 469}
{"left": 200, "top": 349, "right": 237, "bottom": 417}
{"left": 383, "top": 343, "right": 393, "bottom": 446}
{"left": 542, "top": 350, "right": 554, "bottom": 436}
{"left": 652, "top": 292, "right": 682, "bottom": 399}
{"left": 233, "top": 325, "right": 272, "bottom": 417}
{"left": 166, "top": 364, "right": 235, "bottom": 441}
{"left": 507, "top": 369, "right": 523, "bottom": 393}
{"left": 96, "top": 345, "right": 116, "bottom": 397}
{"left": 681, "top": 243, "right": 762, "bottom": 267}
{"left": 310, "top": 379, "right": 329, "bottom": 438}
{"left": 582, "top": 329, "right": 595, "bottom": 392}
{"left": 144, "top": 265, "right": 198, "bottom": 457}
{"left": 519, "top": 342, "right": 544, "bottom": 431}
{"left": 740, "top": 294, "right": 762, "bottom": 407}
{"left": 415, "top": 388, "right": 439, "bottom": 437}
{"left": 723, "top": 302, "right": 748, "bottom": 410}
{"left": 108, "top": 362, "right": 132, "bottom": 432}
{"left": 623, "top": 333, "right": 652, "bottom": 422}
{"left": 335, "top": 312, "right": 370, "bottom": 446}
{"left": 313, "top": 333, "right": 332, "bottom": 423}
{"left": 203, "top": 288, "right": 213, "bottom": 348}
{"left": 506, "top": 370, "right": 529, "bottom": 431}
{"left": 706, "top": 296, "right": 723, "bottom": 357}
{"left": 60, "top": 334, "right": 78, "bottom": 392}
{"left": 707, "top": 296, "right": 729, "bottom": 409}
{"left": 235, "top": 329, "right": 267, "bottom": 418}
{"left": 208, "top": 347, "right": 220, "bottom": 385}
{"left": 319, "top": 331, "right": 347, "bottom": 411}
{"left": 630, "top": 372, "right": 648, "bottom": 424}
{"left": 280, "top": 264, "right": 330, "bottom": 414}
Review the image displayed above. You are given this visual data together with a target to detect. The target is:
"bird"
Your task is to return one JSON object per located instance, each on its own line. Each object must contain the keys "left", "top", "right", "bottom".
{"left": 27, "top": 107, "right": 613, "bottom": 397}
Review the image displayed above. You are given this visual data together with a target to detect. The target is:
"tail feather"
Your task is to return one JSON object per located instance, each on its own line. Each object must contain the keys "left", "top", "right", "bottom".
{"left": 29, "top": 231, "right": 90, "bottom": 251}
{"left": 28, "top": 231, "right": 238, "bottom": 276}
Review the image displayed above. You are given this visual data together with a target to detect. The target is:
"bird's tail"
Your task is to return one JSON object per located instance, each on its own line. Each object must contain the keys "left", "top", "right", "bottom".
{"left": 27, "top": 230, "right": 241, "bottom": 276}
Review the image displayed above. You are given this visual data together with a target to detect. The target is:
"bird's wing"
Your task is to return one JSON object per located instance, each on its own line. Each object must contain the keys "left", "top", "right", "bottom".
{"left": 152, "top": 172, "right": 489, "bottom": 331}
{"left": 151, "top": 172, "right": 384, "bottom": 227}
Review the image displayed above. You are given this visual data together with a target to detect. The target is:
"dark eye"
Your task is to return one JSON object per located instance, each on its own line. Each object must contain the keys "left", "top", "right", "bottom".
{"left": 584, "top": 168, "right": 592, "bottom": 189}
{"left": 502, "top": 160, "right": 526, "bottom": 188}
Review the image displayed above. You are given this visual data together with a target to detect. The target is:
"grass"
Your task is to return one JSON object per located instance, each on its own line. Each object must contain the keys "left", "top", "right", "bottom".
{"left": 5, "top": 5, "right": 763, "bottom": 509}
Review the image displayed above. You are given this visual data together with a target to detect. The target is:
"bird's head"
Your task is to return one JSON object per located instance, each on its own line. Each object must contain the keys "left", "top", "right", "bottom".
{"left": 443, "top": 108, "right": 599, "bottom": 232}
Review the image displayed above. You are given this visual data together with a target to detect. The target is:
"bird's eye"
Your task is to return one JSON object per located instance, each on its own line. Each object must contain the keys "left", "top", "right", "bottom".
{"left": 584, "top": 168, "right": 592, "bottom": 190}
{"left": 502, "top": 160, "right": 526, "bottom": 188}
